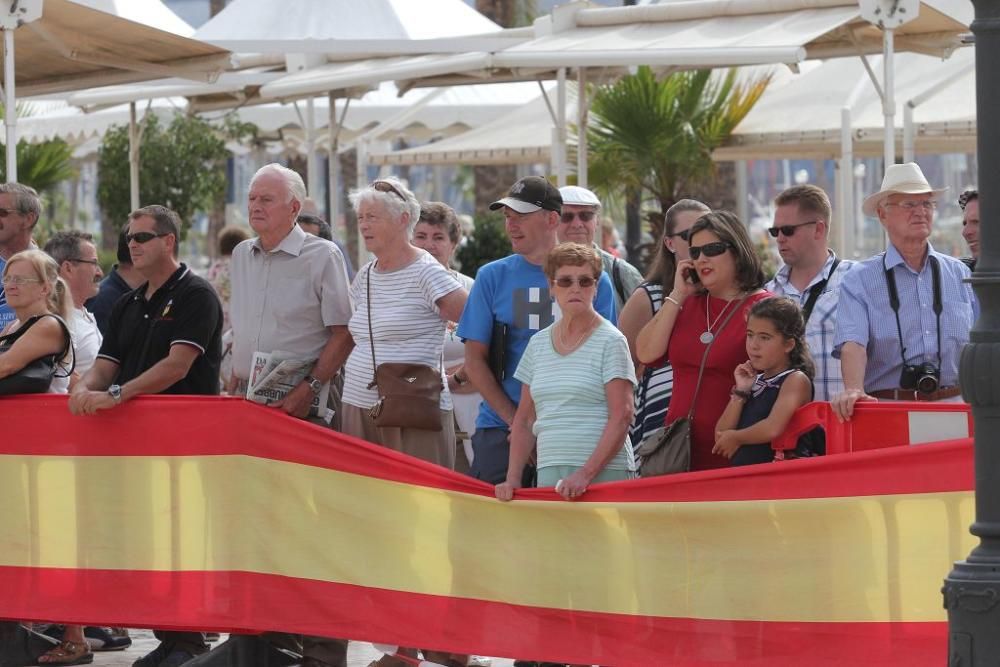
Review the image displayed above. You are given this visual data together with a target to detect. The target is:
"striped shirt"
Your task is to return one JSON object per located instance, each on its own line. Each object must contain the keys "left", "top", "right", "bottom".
{"left": 514, "top": 318, "right": 637, "bottom": 472}
{"left": 343, "top": 251, "right": 463, "bottom": 411}
{"left": 766, "top": 252, "right": 854, "bottom": 401}
{"left": 833, "top": 244, "right": 976, "bottom": 392}
{"left": 630, "top": 282, "right": 673, "bottom": 444}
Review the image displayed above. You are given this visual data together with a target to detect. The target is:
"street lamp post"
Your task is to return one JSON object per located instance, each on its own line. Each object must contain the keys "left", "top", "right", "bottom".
{"left": 943, "top": 2, "right": 1000, "bottom": 664}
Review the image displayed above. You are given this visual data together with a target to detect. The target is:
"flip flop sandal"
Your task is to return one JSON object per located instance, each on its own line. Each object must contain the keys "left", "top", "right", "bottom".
{"left": 36, "top": 640, "right": 94, "bottom": 666}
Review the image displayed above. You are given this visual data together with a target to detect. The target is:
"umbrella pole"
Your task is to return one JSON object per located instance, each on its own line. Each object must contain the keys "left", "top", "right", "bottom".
{"left": 882, "top": 28, "right": 895, "bottom": 168}
{"left": 129, "top": 101, "right": 139, "bottom": 211}
{"left": 576, "top": 68, "right": 588, "bottom": 188}
{"left": 4, "top": 28, "right": 16, "bottom": 182}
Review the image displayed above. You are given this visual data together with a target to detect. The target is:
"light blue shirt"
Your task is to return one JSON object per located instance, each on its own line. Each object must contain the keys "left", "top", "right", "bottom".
{"left": 0, "top": 256, "right": 13, "bottom": 330}
{"left": 833, "top": 243, "right": 976, "bottom": 392}
{"left": 767, "top": 251, "right": 854, "bottom": 401}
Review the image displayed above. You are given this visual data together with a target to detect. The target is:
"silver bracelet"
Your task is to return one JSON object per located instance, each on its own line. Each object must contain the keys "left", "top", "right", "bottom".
{"left": 664, "top": 295, "right": 682, "bottom": 309}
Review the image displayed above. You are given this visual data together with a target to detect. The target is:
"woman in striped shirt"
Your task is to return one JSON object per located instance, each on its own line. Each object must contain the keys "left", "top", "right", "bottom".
{"left": 495, "top": 243, "right": 636, "bottom": 502}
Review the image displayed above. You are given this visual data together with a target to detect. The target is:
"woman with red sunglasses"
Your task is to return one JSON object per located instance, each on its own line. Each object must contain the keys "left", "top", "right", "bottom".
{"left": 636, "top": 211, "right": 770, "bottom": 472}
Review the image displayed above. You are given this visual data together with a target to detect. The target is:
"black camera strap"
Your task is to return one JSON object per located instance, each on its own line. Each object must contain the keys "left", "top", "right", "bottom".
{"left": 801, "top": 256, "right": 841, "bottom": 324}
{"left": 883, "top": 253, "right": 943, "bottom": 370}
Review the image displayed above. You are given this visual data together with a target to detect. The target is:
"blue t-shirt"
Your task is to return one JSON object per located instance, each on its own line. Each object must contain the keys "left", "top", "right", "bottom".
{"left": 0, "top": 256, "right": 13, "bottom": 331}
{"left": 456, "top": 253, "right": 617, "bottom": 430}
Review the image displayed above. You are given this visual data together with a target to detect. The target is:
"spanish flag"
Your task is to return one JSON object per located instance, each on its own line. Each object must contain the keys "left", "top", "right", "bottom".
{"left": 0, "top": 396, "right": 972, "bottom": 665}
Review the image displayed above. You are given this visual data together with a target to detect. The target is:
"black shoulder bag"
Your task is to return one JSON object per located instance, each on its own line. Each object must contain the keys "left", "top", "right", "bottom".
{"left": 0, "top": 313, "right": 75, "bottom": 395}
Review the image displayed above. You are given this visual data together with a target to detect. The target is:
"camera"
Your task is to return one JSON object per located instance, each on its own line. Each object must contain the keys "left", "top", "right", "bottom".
{"left": 900, "top": 362, "right": 940, "bottom": 395}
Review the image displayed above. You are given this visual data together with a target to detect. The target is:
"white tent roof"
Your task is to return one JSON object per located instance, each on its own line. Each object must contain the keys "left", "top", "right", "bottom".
{"left": 259, "top": 0, "right": 972, "bottom": 102}
{"left": 193, "top": 0, "right": 507, "bottom": 54}
{"left": 370, "top": 83, "right": 572, "bottom": 167}
{"left": 20, "top": 81, "right": 544, "bottom": 155}
{"left": 715, "top": 47, "right": 976, "bottom": 160}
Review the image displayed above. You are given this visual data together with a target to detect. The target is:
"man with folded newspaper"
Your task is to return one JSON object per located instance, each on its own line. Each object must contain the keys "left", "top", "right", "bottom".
{"left": 228, "top": 163, "right": 353, "bottom": 426}
{"left": 219, "top": 163, "right": 353, "bottom": 667}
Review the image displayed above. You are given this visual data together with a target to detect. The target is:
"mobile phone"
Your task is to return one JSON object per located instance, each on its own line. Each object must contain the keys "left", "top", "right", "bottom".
{"left": 685, "top": 267, "right": 700, "bottom": 284}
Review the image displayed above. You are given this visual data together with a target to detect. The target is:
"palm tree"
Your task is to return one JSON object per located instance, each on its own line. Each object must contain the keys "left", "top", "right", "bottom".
{"left": 587, "top": 66, "right": 770, "bottom": 258}
{"left": 0, "top": 104, "right": 75, "bottom": 193}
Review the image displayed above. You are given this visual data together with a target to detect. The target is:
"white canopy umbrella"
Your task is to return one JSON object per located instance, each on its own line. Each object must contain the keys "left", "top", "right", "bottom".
{"left": 0, "top": 0, "right": 229, "bottom": 180}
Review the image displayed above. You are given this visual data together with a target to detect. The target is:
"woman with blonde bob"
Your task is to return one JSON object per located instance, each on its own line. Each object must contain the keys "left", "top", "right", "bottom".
{"left": 0, "top": 249, "right": 72, "bottom": 395}
{"left": 496, "top": 243, "right": 636, "bottom": 502}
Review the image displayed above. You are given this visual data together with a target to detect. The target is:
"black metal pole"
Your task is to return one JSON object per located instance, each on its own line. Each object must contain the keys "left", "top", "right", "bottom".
{"left": 944, "top": 3, "right": 1000, "bottom": 664}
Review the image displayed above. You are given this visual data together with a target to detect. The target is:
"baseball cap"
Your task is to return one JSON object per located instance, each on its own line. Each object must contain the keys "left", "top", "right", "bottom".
{"left": 559, "top": 185, "right": 601, "bottom": 208}
{"left": 489, "top": 176, "right": 562, "bottom": 214}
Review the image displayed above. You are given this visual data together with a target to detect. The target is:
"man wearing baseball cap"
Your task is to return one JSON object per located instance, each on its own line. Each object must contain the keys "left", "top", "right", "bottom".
{"left": 831, "top": 162, "right": 977, "bottom": 421}
{"left": 557, "top": 185, "right": 643, "bottom": 312}
{"left": 456, "top": 176, "right": 617, "bottom": 485}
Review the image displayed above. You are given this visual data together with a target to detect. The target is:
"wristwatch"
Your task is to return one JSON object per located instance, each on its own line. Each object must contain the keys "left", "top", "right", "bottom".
{"left": 304, "top": 375, "right": 323, "bottom": 395}
{"left": 108, "top": 384, "right": 123, "bottom": 403}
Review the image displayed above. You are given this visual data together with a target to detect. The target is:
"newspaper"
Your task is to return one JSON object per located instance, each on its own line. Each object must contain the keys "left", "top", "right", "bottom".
{"left": 246, "top": 350, "right": 333, "bottom": 423}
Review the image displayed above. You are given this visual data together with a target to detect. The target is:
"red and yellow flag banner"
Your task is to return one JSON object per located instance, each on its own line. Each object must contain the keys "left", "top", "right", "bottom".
{"left": 0, "top": 395, "right": 974, "bottom": 665}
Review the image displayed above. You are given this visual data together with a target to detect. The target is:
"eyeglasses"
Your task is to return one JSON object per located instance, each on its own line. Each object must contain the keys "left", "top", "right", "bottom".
{"left": 554, "top": 276, "right": 597, "bottom": 288}
{"left": 666, "top": 229, "right": 692, "bottom": 242}
{"left": 885, "top": 200, "right": 937, "bottom": 212}
{"left": 768, "top": 221, "right": 819, "bottom": 238}
{"left": 689, "top": 241, "right": 733, "bottom": 260}
{"left": 67, "top": 258, "right": 100, "bottom": 266}
{"left": 126, "top": 231, "right": 169, "bottom": 244}
{"left": 560, "top": 210, "right": 596, "bottom": 224}
{"left": 1, "top": 275, "right": 41, "bottom": 286}
{"left": 0, "top": 207, "right": 23, "bottom": 218}
{"left": 371, "top": 180, "right": 406, "bottom": 201}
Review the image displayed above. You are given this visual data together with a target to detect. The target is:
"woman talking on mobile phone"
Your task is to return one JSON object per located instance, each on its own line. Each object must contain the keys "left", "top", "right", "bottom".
{"left": 636, "top": 211, "right": 770, "bottom": 472}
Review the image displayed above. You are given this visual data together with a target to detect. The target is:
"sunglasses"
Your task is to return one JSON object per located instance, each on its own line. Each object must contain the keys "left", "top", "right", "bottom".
{"left": 554, "top": 276, "right": 597, "bottom": 288}
{"left": 126, "top": 231, "right": 169, "bottom": 244}
{"left": 372, "top": 180, "right": 406, "bottom": 201}
{"left": 560, "top": 210, "right": 596, "bottom": 224}
{"left": 666, "top": 229, "right": 691, "bottom": 242}
{"left": 768, "top": 221, "right": 819, "bottom": 238}
{"left": 689, "top": 241, "right": 733, "bottom": 260}
{"left": 1, "top": 275, "right": 41, "bottom": 286}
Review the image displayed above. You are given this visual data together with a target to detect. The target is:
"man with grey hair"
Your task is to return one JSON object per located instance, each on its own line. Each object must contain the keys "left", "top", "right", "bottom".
{"left": 0, "top": 182, "right": 41, "bottom": 329}
{"left": 223, "top": 164, "right": 353, "bottom": 666}
{"left": 557, "top": 185, "right": 642, "bottom": 312}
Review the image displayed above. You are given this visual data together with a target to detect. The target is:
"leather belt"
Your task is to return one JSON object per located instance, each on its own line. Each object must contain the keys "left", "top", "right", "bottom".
{"left": 868, "top": 387, "right": 963, "bottom": 402}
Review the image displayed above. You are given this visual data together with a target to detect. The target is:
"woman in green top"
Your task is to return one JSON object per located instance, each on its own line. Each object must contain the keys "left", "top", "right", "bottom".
{"left": 495, "top": 243, "right": 637, "bottom": 502}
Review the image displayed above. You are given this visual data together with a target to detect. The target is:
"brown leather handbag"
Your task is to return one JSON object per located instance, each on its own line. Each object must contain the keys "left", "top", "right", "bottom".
{"left": 365, "top": 263, "right": 443, "bottom": 431}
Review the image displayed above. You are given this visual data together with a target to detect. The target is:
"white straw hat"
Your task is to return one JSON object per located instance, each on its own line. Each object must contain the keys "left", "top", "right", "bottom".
{"left": 862, "top": 162, "right": 947, "bottom": 216}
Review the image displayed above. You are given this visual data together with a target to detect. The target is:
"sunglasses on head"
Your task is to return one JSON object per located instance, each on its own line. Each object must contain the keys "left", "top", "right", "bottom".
{"left": 371, "top": 180, "right": 406, "bottom": 201}
{"left": 689, "top": 241, "right": 733, "bottom": 260}
{"left": 666, "top": 229, "right": 691, "bottom": 242}
{"left": 560, "top": 210, "right": 596, "bottom": 224}
{"left": 768, "top": 220, "right": 819, "bottom": 238}
{"left": 126, "top": 231, "right": 169, "bottom": 244}
{"left": 554, "top": 276, "right": 597, "bottom": 288}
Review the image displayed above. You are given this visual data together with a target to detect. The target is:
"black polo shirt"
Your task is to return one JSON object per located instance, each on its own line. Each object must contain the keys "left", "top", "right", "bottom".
{"left": 97, "top": 264, "right": 223, "bottom": 395}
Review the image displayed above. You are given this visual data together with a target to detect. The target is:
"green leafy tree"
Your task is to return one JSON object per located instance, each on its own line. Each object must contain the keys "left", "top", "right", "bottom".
{"left": 0, "top": 139, "right": 75, "bottom": 193}
{"left": 455, "top": 211, "right": 511, "bottom": 278}
{"left": 588, "top": 67, "right": 770, "bottom": 265}
{"left": 97, "top": 112, "right": 247, "bottom": 239}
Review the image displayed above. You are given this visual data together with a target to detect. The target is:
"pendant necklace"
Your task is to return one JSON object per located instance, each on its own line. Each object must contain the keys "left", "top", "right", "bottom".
{"left": 701, "top": 295, "right": 737, "bottom": 345}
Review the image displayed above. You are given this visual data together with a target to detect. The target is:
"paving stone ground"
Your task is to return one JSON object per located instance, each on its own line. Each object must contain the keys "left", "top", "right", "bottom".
{"left": 93, "top": 630, "right": 515, "bottom": 667}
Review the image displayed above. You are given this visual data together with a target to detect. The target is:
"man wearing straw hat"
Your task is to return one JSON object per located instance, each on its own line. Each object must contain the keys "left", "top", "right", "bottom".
{"left": 831, "top": 162, "right": 978, "bottom": 421}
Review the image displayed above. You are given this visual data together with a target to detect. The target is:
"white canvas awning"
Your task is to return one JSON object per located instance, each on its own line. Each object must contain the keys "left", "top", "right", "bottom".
{"left": 714, "top": 47, "right": 976, "bottom": 160}
{"left": 370, "top": 83, "right": 571, "bottom": 167}
{"left": 258, "top": 0, "right": 971, "bottom": 102}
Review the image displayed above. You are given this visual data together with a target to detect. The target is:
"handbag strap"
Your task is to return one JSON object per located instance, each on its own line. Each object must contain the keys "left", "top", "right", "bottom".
{"left": 365, "top": 262, "right": 379, "bottom": 390}
{"left": 686, "top": 294, "right": 749, "bottom": 419}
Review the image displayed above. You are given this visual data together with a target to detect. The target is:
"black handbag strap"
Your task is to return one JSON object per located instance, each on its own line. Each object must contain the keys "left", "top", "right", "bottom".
{"left": 0, "top": 313, "right": 75, "bottom": 377}
{"left": 801, "top": 257, "right": 841, "bottom": 324}
{"left": 687, "top": 294, "right": 749, "bottom": 420}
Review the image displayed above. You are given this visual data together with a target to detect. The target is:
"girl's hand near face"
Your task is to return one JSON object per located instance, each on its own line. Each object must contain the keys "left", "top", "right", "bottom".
{"left": 733, "top": 361, "right": 756, "bottom": 392}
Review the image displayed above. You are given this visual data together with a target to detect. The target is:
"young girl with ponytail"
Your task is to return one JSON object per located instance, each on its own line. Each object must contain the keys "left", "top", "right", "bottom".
{"left": 712, "top": 296, "right": 815, "bottom": 466}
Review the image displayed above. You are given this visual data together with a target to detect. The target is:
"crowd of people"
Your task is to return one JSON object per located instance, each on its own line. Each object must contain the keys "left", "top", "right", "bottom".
{"left": 0, "top": 159, "right": 980, "bottom": 667}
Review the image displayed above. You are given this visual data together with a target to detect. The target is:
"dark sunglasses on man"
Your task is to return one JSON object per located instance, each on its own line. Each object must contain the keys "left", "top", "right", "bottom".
{"left": 768, "top": 220, "right": 819, "bottom": 238}
{"left": 560, "top": 210, "right": 596, "bottom": 224}
{"left": 689, "top": 241, "right": 733, "bottom": 260}
{"left": 126, "top": 231, "right": 169, "bottom": 244}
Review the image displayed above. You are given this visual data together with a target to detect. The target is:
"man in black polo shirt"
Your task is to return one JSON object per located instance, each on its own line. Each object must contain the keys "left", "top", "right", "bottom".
{"left": 69, "top": 204, "right": 222, "bottom": 667}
